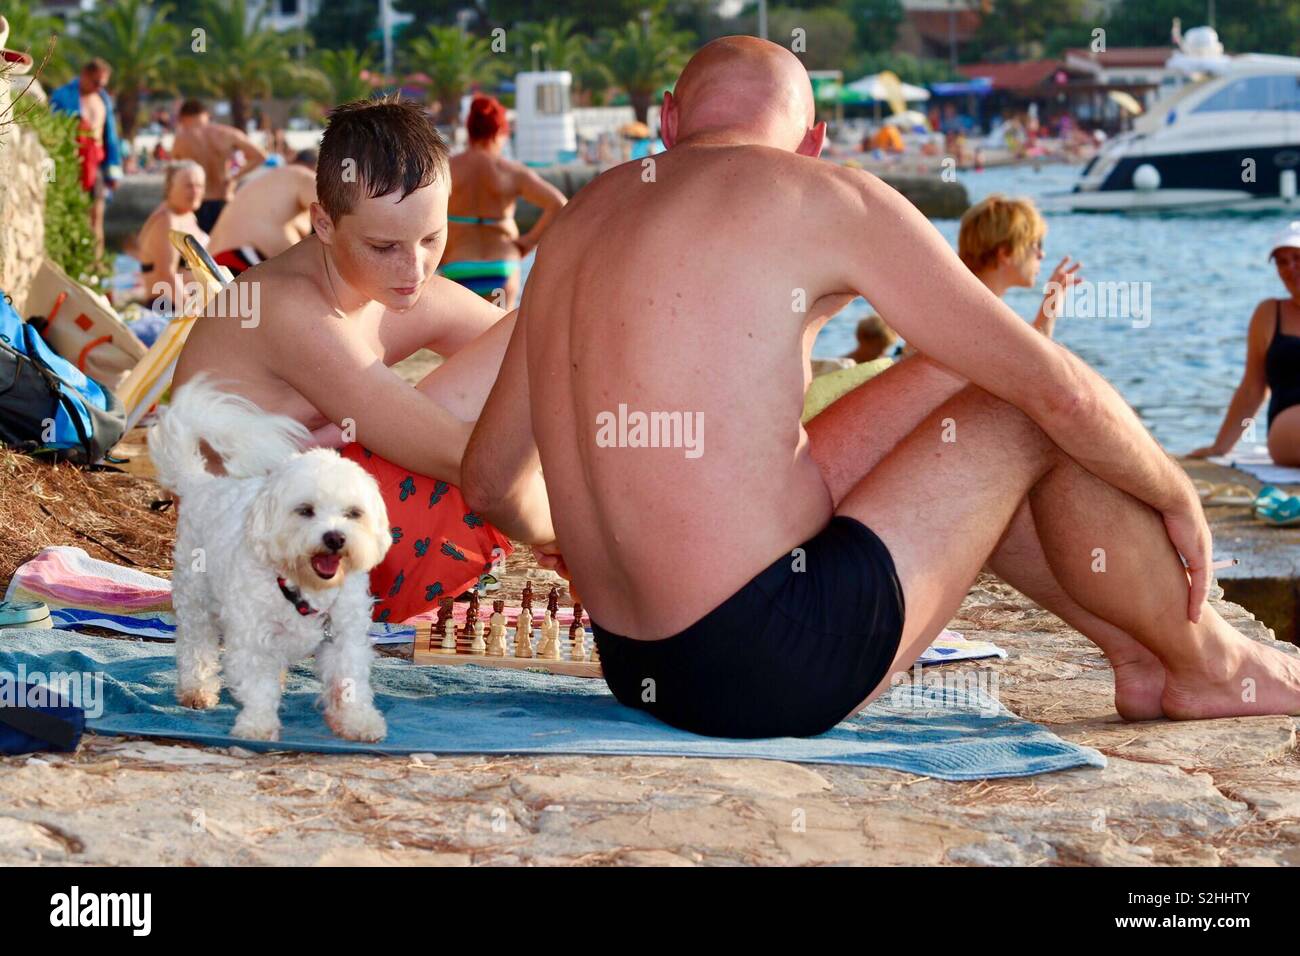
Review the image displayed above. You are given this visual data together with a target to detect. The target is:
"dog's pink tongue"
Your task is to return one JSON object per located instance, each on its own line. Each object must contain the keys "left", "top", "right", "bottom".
{"left": 311, "top": 554, "right": 341, "bottom": 578}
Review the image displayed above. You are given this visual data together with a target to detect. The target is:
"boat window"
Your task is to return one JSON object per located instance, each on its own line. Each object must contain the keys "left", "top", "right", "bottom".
{"left": 1193, "top": 74, "right": 1300, "bottom": 113}
{"left": 534, "top": 83, "right": 571, "bottom": 115}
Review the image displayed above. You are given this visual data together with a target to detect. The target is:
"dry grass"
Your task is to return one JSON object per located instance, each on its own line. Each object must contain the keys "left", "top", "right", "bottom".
{"left": 0, "top": 444, "right": 177, "bottom": 587}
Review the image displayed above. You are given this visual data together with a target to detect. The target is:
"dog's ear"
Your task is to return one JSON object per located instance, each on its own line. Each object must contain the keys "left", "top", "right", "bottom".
{"left": 365, "top": 480, "right": 391, "bottom": 563}
{"left": 246, "top": 482, "right": 281, "bottom": 567}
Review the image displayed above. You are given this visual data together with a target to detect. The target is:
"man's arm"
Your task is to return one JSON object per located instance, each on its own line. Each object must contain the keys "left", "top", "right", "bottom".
{"left": 461, "top": 312, "right": 556, "bottom": 545}
{"left": 226, "top": 126, "right": 267, "bottom": 182}
{"left": 822, "top": 167, "right": 1210, "bottom": 615}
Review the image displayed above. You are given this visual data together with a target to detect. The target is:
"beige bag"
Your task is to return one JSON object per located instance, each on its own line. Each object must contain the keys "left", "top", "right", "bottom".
{"left": 20, "top": 258, "right": 146, "bottom": 391}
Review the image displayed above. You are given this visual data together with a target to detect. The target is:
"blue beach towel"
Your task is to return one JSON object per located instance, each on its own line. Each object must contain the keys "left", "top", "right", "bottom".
{"left": 0, "top": 631, "right": 1104, "bottom": 780}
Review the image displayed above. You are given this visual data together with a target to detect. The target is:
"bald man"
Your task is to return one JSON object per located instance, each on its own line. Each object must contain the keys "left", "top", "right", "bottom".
{"left": 463, "top": 37, "right": 1300, "bottom": 738}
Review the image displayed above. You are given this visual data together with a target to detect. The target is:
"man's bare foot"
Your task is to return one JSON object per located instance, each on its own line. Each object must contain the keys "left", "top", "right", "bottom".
{"left": 1110, "top": 653, "right": 1167, "bottom": 722}
{"left": 1162, "top": 621, "right": 1300, "bottom": 720}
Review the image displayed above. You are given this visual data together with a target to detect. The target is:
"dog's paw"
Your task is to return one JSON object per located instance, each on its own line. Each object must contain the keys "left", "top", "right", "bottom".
{"left": 232, "top": 712, "right": 281, "bottom": 741}
{"left": 177, "top": 685, "right": 220, "bottom": 710}
{"left": 326, "top": 704, "right": 387, "bottom": 742}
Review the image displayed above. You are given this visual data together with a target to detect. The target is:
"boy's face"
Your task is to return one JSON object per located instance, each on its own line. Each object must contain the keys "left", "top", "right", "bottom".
{"left": 315, "top": 177, "right": 449, "bottom": 313}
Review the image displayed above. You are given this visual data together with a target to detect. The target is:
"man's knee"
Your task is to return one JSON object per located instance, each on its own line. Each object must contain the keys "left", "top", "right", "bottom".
{"left": 949, "top": 385, "right": 1054, "bottom": 458}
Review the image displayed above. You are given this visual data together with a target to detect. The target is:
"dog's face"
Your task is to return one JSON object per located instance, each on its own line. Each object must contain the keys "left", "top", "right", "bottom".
{"left": 246, "top": 450, "right": 390, "bottom": 591}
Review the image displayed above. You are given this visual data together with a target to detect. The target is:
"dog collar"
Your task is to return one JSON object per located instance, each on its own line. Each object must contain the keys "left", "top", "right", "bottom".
{"left": 277, "top": 577, "right": 317, "bottom": 616}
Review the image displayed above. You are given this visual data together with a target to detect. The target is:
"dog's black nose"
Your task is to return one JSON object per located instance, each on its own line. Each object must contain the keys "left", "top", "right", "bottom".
{"left": 322, "top": 530, "right": 346, "bottom": 552}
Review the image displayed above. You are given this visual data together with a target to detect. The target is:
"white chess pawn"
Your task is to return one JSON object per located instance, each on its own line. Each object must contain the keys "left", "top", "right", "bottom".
{"left": 486, "top": 611, "right": 507, "bottom": 656}
{"left": 514, "top": 614, "right": 534, "bottom": 658}
{"left": 441, "top": 617, "right": 457, "bottom": 651}
{"left": 541, "top": 612, "right": 563, "bottom": 660}
{"left": 469, "top": 618, "right": 487, "bottom": 653}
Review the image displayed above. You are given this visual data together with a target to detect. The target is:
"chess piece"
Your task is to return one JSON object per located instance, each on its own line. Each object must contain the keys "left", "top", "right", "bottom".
{"left": 432, "top": 597, "right": 453, "bottom": 651}
{"left": 441, "top": 615, "right": 457, "bottom": 651}
{"left": 514, "top": 607, "right": 534, "bottom": 658}
{"left": 521, "top": 582, "right": 533, "bottom": 616}
{"left": 486, "top": 599, "right": 507, "bottom": 656}
{"left": 569, "top": 601, "right": 585, "bottom": 662}
{"left": 469, "top": 599, "right": 487, "bottom": 654}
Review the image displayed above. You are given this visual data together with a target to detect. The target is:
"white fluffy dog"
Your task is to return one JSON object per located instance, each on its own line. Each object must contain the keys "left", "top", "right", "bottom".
{"left": 149, "top": 375, "right": 391, "bottom": 742}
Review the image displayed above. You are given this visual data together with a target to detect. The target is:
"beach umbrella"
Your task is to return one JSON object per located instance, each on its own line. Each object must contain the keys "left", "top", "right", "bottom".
{"left": 845, "top": 72, "right": 931, "bottom": 104}
{"left": 1107, "top": 90, "right": 1143, "bottom": 116}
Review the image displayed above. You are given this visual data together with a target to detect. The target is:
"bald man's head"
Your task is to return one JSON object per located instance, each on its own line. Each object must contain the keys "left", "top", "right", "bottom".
{"left": 662, "top": 36, "right": 822, "bottom": 155}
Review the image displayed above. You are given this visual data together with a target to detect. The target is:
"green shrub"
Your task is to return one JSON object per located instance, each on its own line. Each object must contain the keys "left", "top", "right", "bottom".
{"left": 16, "top": 103, "right": 108, "bottom": 285}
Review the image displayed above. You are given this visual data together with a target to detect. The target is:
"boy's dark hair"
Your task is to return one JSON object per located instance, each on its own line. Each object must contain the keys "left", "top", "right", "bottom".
{"left": 82, "top": 58, "right": 111, "bottom": 76}
{"left": 317, "top": 96, "right": 449, "bottom": 222}
{"left": 179, "top": 99, "right": 208, "bottom": 118}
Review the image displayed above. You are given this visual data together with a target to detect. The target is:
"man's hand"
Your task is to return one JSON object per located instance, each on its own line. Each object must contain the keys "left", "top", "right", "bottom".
{"left": 532, "top": 541, "right": 580, "bottom": 603}
{"left": 1186, "top": 444, "right": 1227, "bottom": 459}
{"left": 1160, "top": 482, "right": 1214, "bottom": 622}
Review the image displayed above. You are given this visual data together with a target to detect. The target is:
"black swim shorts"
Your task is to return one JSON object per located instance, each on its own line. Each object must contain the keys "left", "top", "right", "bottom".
{"left": 591, "top": 516, "right": 906, "bottom": 738}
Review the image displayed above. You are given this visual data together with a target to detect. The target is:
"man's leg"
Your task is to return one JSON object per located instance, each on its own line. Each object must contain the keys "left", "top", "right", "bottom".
{"left": 837, "top": 386, "right": 1300, "bottom": 719}
{"left": 807, "top": 355, "right": 1166, "bottom": 719}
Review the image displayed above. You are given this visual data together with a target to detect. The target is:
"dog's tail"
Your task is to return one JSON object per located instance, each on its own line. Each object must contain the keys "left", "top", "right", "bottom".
{"left": 148, "top": 373, "right": 313, "bottom": 493}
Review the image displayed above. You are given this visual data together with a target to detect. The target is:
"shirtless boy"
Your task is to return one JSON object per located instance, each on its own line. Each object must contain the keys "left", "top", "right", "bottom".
{"left": 208, "top": 150, "right": 319, "bottom": 276}
{"left": 174, "top": 98, "right": 553, "bottom": 623}
{"left": 172, "top": 99, "right": 267, "bottom": 234}
{"left": 463, "top": 37, "right": 1300, "bottom": 738}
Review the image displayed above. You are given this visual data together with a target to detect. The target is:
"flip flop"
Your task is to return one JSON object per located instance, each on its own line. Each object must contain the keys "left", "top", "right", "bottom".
{"left": 1255, "top": 493, "right": 1300, "bottom": 527}
{"left": 1194, "top": 480, "right": 1257, "bottom": 507}
{"left": 1254, "top": 485, "right": 1292, "bottom": 518}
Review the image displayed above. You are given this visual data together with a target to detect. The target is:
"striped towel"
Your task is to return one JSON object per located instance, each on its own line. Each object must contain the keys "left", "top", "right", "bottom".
{"left": 3, "top": 546, "right": 414, "bottom": 644}
{"left": 5, "top": 548, "right": 1007, "bottom": 664}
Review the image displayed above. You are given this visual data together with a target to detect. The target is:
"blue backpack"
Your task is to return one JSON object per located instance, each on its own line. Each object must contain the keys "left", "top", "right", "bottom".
{"left": 0, "top": 290, "right": 125, "bottom": 464}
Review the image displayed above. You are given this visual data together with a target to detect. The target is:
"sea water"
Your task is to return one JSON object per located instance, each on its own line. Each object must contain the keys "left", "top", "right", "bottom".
{"left": 814, "top": 162, "right": 1296, "bottom": 452}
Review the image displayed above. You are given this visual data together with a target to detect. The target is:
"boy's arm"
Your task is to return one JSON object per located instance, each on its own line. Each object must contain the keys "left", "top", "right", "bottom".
{"left": 262, "top": 279, "right": 474, "bottom": 484}
{"left": 421, "top": 277, "right": 506, "bottom": 355}
{"left": 822, "top": 167, "right": 1210, "bottom": 618}
{"left": 461, "top": 312, "right": 556, "bottom": 545}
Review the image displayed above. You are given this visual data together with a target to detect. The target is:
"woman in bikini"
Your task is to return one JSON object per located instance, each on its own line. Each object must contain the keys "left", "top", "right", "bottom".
{"left": 439, "top": 96, "right": 567, "bottom": 308}
{"left": 1190, "top": 223, "right": 1300, "bottom": 466}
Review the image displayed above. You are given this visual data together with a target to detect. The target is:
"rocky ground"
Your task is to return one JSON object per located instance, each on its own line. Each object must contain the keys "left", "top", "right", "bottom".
{"left": 2, "top": 576, "right": 1297, "bottom": 867}
{"left": 2, "top": 355, "right": 1297, "bottom": 866}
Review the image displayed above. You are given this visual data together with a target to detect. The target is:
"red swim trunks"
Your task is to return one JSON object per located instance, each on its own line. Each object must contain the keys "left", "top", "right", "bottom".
{"left": 339, "top": 443, "right": 512, "bottom": 624}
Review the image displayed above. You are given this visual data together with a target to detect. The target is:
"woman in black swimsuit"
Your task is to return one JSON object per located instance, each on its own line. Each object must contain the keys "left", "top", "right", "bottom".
{"left": 1191, "top": 226, "right": 1300, "bottom": 466}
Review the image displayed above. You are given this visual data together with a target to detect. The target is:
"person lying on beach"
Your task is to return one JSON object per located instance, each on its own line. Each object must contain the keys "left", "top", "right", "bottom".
{"left": 173, "top": 97, "right": 555, "bottom": 623}
{"left": 463, "top": 36, "right": 1300, "bottom": 739}
{"left": 172, "top": 98, "right": 267, "bottom": 235}
{"left": 207, "top": 149, "right": 319, "bottom": 276}
{"left": 440, "top": 96, "right": 567, "bottom": 308}
{"left": 958, "top": 193, "right": 1080, "bottom": 339}
{"left": 1189, "top": 223, "right": 1300, "bottom": 467}
{"left": 134, "top": 160, "right": 207, "bottom": 312}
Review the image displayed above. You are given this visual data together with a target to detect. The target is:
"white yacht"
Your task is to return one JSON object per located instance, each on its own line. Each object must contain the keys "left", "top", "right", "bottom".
{"left": 1048, "top": 27, "right": 1300, "bottom": 213}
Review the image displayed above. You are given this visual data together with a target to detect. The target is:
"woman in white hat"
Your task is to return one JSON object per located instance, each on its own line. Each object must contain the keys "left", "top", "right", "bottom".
{"left": 1189, "top": 222, "right": 1300, "bottom": 466}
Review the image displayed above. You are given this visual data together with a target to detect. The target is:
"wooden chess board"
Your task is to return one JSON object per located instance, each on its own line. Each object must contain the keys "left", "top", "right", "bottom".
{"left": 411, "top": 621, "right": 603, "bottom": 679}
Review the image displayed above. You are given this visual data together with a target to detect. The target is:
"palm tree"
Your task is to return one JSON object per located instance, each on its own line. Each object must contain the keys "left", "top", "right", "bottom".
{"left": 404, "top": 25, "right": 504, "bottom": 126}
{"left": 183, "top": 0, "right": 319, "bottom": 132}
{"left": 3, "top": 1, "right": 67, "bottom": 87}
{"left": 65, "top": 0, "right": 179, "bottom": 140}
{"left": 600, "top": 17, "right": 692, "bottom": 123}
{"left": 513, "top": 16, "right": 611, "bottom": 103}
{"left": 312, "top": 47, "right": 375, "bottom": 110}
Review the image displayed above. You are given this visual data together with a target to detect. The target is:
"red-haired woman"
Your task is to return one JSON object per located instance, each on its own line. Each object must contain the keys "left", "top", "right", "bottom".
{"left": 440, "top": 95, "right": 567, "bottom": 308}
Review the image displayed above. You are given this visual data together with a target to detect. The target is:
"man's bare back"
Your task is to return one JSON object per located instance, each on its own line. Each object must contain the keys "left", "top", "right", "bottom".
{"left": 208, "top": 163, "right": 317, "bottom": 257}
{"left": 524, "top": 147, "right": 850, "bottom": 636}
